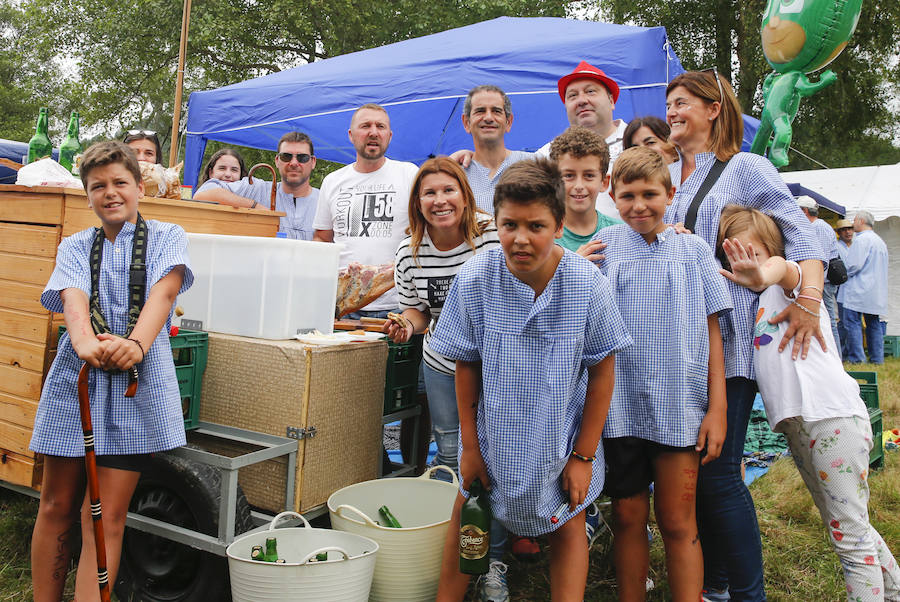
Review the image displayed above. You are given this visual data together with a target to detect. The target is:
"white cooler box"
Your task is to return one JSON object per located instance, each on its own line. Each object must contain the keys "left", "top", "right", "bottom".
{"left": 176, "top": 233, "right": 342, "bottom": 339}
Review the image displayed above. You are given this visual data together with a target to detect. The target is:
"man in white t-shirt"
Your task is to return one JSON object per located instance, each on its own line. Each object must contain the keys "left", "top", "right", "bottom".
{"left": 536, "top": 61, "right": 627, "bottom": 219}
{"left": 194, "top": 131, "right": 320, "bottom": 240}
{"left": 313, "top": 103, "right": 418, "bottom": 317}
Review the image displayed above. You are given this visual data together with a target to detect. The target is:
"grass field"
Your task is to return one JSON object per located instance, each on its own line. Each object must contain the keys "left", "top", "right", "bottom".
{"left": 2, "top": 358, "right": 898, "bottom": 601}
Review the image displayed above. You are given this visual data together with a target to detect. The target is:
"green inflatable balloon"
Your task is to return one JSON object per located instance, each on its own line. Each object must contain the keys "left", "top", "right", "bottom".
{"left": 750, "top": 0, "right": 863, "bottom": 167}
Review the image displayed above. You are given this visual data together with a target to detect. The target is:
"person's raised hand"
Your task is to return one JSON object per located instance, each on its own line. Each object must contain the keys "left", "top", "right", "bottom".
{"left": 575, "top": 239, "right": 607, "bottom": 265}
{"left": 719, "top": 238, "right": 767, "bottom": 292}
{"left": 449, "top": 149, "right": 474, "bottom": 169}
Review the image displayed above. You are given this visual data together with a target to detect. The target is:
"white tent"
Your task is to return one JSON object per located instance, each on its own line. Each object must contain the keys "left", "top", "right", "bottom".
{"left": 782, "top": 163, "right": 900, "bottom": 335}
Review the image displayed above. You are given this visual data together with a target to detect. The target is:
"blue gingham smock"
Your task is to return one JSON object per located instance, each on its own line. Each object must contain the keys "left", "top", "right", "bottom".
{"left": 429, "top": 248, "right": 632, "bottom": 536}
{"left": 593, "top": 225, "right": 733, "bottom": 446}
{"left": 30, "top": 220, "right": 194, "bottom": 457}
{"left": 664, "top": 152, "right": 823, "bottom": 379}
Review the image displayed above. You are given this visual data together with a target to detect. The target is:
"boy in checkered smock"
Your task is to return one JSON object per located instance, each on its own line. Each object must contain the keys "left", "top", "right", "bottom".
{"left": 590, "top": 146, "right": 732, "bottom": 600}
{"left": 431, "top": 158, "right": 632, "bottom": 601}
{"left": 29, "top": 141, "right": 193, "bottom": 600}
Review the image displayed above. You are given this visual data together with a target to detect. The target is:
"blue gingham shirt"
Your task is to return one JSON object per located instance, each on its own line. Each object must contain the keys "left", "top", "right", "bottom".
{"left": 429, "top": 248, "right": 632, "bottom": 536}
{"left": 665, "top": 152, "right": 823, "bottom": 379}
{"left": 462, "top": 150, "right": 533, "bottom": 212}
{"left": 196, "top": 178, "right": 319, "bottom": 240}
{"left": 811, "top": 218, "right": 838, "bottom": 261}
{"left": 593, "top": 225, "right": 733, "bottom": 446}
{"left": 837, "top": 229, "right": 889, "bottom": 315}
{"left": 31, "top": 221, "right": 193, "bottom": 456}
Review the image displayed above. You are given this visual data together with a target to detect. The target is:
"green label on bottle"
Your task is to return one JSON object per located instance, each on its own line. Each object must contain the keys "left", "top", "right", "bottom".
{"left": 459, "top": 524, "right": 489, "bottom": 560}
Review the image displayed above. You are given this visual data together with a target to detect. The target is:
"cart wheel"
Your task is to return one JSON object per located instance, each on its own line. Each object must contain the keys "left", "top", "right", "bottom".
{"left": 114, "top": 453, "right": 252, "bottom": 601}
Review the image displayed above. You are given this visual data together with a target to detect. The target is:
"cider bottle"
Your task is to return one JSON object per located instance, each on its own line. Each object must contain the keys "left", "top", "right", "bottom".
{"left": 59, "top": 111, "right": 82, "bottom": 174}
{"left": 378, "top": 505, "right": 402, "bottom": 528}
{"left": 263, "top": 537, "right": 278, "bottom": 562}
{"left": 27, "top": 108, "right": 53, "bottom": 164}
{"left": 459, "top": 478, "right": 491, "bottom": 574}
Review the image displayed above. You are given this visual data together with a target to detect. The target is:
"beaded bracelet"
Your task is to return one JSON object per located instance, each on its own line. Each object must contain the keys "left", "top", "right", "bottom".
{"left": 128, "top": 338, "right": 145, "bottom": 361}
{"left": 570, "top": 450, "right": 595, "bottom": 463}
{"left": 796, "top": 294, "right": 822, "bottom": 304}
{"left": 791, "top": 300, "right": 819, "bottom": 318}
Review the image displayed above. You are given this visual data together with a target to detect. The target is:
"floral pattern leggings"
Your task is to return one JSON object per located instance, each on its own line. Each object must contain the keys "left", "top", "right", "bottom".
{"left": 781, "top": 415, "right": 900, "bottom": 601}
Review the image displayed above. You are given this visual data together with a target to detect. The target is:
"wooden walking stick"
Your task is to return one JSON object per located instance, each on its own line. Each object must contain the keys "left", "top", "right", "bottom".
{"left": 77, "top": 363, "right": 112, "bottom": 602}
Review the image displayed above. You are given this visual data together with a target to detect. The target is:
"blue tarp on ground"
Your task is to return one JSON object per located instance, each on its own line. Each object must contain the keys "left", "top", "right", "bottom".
{"left": 183, "top": 17, "right": 692, "bottom": 189}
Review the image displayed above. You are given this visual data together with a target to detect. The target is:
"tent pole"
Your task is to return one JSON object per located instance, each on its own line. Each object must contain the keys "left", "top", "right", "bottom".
{"left": 169, "top": 0, "right": 192, "bottom": 168}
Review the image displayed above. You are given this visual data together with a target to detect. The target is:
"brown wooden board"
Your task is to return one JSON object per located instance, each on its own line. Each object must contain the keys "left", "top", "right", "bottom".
{"left": 0, "top": 335, "right": 46, "bottom": 372}
{"left": 0, "top": 308, "right": 50, "bottom": 344}
{"left": 0, "top": 391, "right": 38, "bottom": 429}
{"left": 0, "top": 223, "right": 59, "bottom": 257}
{"left": 0, "top": 450, "right": 41, "bottom": 489}
{"left": 0, "top": 363, "right": 43, "bottom": 400}
{"left": 0, "top": 420, "right": 34, "bottom": 457}
{"left": 0, "top": 252, "right": 55, "bottom": 287}
{"left": 0, "top": 280, "right": 47, "bottom": 314}
{"left": 0, "top": 186, "right": 65, "bottom": 226}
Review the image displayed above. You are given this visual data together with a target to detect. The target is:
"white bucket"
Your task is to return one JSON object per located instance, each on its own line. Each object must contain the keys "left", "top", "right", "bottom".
{"left": 227, "top": 511, "right": 379, "bottom": 602}
{"left": 327, "top": 466, "right": 459, "bottom": 601}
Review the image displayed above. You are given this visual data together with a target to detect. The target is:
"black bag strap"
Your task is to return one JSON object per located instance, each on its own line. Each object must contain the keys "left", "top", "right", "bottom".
{"left": 684, "top": 159, "right": 728, "bottom": 233}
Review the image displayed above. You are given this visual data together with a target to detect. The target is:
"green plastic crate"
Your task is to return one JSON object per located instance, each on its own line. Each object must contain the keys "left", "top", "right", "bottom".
{"left": 58, "top": 326, "right": 207, "bottom": 430}
{"left": 869, "top": 407, "right": 884, "bottom": 470}
{"left": 383, "top": 334, "right": 423, "bottom": 415}
{"left": 847, "top": 371, "right": 879, "bottom": 410}
{"left": 884, "top": 335, "right": 900, "bottom": 358}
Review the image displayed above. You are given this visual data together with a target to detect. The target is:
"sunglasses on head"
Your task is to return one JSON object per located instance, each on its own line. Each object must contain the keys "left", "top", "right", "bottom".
{"left": 125, "top": 129, "right": 157, "bottom": 138}
{"left": 700, "top": 67, "right": 724, "bottom": 104}
{"left": 277, "top": 152, "right": 313, "bottom": 163}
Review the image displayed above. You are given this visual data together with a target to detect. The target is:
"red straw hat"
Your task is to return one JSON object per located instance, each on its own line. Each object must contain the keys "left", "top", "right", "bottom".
{"left": 557, "top": 61, "right": 620, "bottom": 103}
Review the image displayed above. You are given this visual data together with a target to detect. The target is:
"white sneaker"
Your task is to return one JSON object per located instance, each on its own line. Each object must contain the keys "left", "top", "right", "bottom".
{"left": 478, "top": 560, "right": 510, "bottom": 602}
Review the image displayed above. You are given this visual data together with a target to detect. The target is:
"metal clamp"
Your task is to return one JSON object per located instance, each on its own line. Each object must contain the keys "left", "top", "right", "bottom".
{"left": 286, "top": 425, "right": 317, "bottom": 440}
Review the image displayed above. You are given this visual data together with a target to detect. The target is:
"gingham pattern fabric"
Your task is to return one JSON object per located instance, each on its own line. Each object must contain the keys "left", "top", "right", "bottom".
{"left": 462, "top": 150, "right": 533, "bottom": 212}
{"left": 429, "top": 248, "right": 632, "bottom": 536}
{"left": 812, "top": 217, "right": 838, "bottom": 261}
{"left": 394, "top": 219, "right": 499, "bottom": 375}
{"left": 594, "top": 225, "right": 733, "bottom": 446}
{"left": 665, "top": 151, "right": 823, "bottom": 379}
{"left": 31, "top": 221, "right": 193, "bottom": 456}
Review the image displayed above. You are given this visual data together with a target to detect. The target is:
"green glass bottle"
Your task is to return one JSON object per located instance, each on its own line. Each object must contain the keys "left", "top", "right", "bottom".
{"left": 263, "top": 537, "right": 278, "bottom": 562}
{"left": 58, "top": 111, "right": 82, "bottom": 174}
{"left": 250, "top": 545, "right": 264, "bottom": 561}
{"left": 459, "top": 478, "right": 491, "bottom": 575}
{"left": 27, "top": 108, "right": 53, "bottom": 164}
{"left": 378, "top": 505, "right": 402, "bottom": 528}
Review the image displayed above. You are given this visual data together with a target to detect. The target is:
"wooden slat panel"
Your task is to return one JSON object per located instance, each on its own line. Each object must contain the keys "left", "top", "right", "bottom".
{"left": 0, "top": 187, "right": 65, "bottom": 225}
{"left": 0, "top": 252, "right": 55, "bottom": 286}
{"left": 0, "top": 223, "right": 59, "bottom": 257}
{"left": 0, "top": 420, "right": 34, "bottom": 457}
{"left": 0, "top": 363, "right": 42, "bottom": 399}
{"left": 0, "top": 335, "right": 46, "bottom": 372}
{"left": 0, "top": 391, "right": 38, "bottom": 429}
{"left": 0, "top": 308, "right": 49, "bottom": 343}
{"left": 0, "top": 280, "right": 47, "bottom": 314}
{"left": 62, "top": 194, "right": 282, "bottom": 238}
{"left": 0, "top": 450, "right": 41, "bottom": 489}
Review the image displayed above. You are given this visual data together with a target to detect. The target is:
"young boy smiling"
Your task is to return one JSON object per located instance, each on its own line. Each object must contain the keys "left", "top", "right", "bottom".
{"left": 431, "top": 158, "right": 632, "bottom": 601}
{"left": 549, "top": 126, "right": 621, "bottom": 254}
{"left": 591, "top": 146, "right": 731, "bottom": 601}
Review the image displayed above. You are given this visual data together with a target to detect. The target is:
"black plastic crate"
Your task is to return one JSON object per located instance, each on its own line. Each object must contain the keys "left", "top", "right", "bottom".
{"left": 384, "top": 334, "right": 423, "bottom": 415}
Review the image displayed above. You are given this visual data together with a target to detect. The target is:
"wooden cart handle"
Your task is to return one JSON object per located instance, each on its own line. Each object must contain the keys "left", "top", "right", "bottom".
{"left": 247, "top": 163, "right": 277, "bottom": 211}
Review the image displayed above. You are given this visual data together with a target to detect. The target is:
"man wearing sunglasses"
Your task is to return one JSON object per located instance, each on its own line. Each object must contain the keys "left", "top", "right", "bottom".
{"left": 313, "top": 103, "right": 418, "bottom": 317}
{"left": 194, "top": 131, "right": 319, "bottom": 240}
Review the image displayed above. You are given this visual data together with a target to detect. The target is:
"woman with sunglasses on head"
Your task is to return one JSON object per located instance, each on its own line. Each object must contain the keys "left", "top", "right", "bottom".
{"left": 198, "top": 149, "right": 248, "bottom": 185}
{"left": 193, "top": 132, "right": 319, "bottom": 240}
{"left": 622, "top": 115, "right": 679, "bottom": 164}
{"left": 663, "top": 70, "right": 823, "bottom": 601}
{"left": 123, "top": 130, "right": 163, "bottom": 164}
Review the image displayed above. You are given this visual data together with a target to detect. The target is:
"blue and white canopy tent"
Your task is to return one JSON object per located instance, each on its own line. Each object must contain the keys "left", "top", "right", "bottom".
{"left": 183, "top": 17, "right": 691, "bottom": 188}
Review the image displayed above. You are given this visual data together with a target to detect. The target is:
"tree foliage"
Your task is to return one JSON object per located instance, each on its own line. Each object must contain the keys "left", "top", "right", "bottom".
{"left": 602, "top": 0, "right": 900, "bottom": 169}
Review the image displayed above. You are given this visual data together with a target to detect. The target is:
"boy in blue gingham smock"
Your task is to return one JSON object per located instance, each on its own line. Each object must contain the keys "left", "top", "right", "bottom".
{"left": 595, "top": 222, "right": 732, "bottom": 446}
{"left": 30, "top": 219, "right": 193, "bottom": 457}
{"left": 431, "top": 247, "right": 631, "bottom": 536}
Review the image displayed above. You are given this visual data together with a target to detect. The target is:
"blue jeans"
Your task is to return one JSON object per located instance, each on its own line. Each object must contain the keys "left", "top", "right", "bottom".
{"left": 697, "top": 377, "right": 766, "bottom": 601}
{"left": 837, "top": 301, "right": 849, "bottom": 358}
{"left": 345, "top": 309, "right": 391, "bottom": 320}
{"left": 843, "top": 309, "right": 884, "bottom": 364}
{"left": 423, "top": 363, "right": 507, "bottom": 561}
{"left": 823, "top": 283, "right": 840, "bottom": 360}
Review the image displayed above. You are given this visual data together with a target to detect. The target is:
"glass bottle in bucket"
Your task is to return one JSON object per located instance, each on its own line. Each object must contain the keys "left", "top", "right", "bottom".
{"left": 27, "top": 108, "right": 53, "bottom": 164}
{"left": 459, "top": 477, "right": 491, "bottom": 575}
{"left": 263, "top": 537, "right": 278, "bottom": 562}
{"left": 379, "top": 505, "right": 402, "bottom": 528}
{"left": 58, "top": 111, "right": 82, "bottom": 175}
